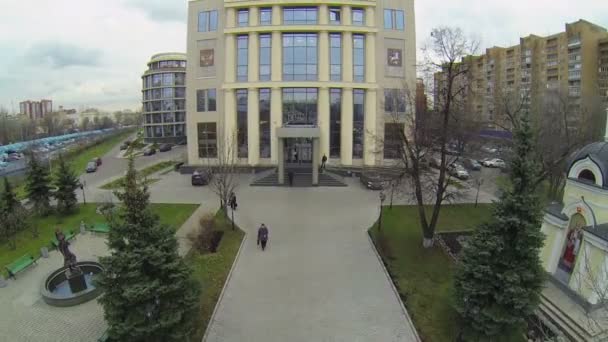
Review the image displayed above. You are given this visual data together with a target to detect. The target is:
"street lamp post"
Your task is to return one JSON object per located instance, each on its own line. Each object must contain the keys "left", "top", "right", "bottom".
{"left": 231, "top": 205, "right": 235, "bottom": 230}
{"left": 475, "top": 178, "right": 483, "bottom": 208}
{"left": 80, "top": 179, "right": 86, "bottom": 204}
{"left": 379, "top": 191, "right": 386, "bottom": 231}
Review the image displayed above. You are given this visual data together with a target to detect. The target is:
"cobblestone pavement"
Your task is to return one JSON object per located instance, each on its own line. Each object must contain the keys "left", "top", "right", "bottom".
{"left": 0, "top": 234, "right": 109, "bottom": 342}
{"left": 204, "top": 184, "right": 420, "bottom": 342}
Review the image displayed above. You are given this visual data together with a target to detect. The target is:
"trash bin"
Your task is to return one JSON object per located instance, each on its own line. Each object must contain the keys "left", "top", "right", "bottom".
{"left": 41, "top": 247, "right": 49, "bottom": 258}
{"left": 0, "top": 276, "right": 7, "bottom": 288}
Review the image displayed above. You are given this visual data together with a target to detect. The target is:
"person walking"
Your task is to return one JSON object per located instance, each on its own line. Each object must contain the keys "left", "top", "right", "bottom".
{"left": 321, "top": 154, "right": 327, "bottom": 170}
{"left": 287, "top": 171, "right": 294, "bottom": 186}
{"left": 293, "top": 147, "right": 298, "bottom": 164}
{"left": 229, "top": 192, "right": 237, "bottom": 210}
{"left": 257, "top": 223, "right": 269, "bottom": 251}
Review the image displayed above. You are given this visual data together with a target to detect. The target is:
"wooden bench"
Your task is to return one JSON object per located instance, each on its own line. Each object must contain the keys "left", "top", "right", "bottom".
{"left": 51, "top": 230, "right": 76, "bottom": 248}
{"left": 5, "top": 254, "right": 37, "bottom": 279}
{"left": 88, "top": 223, "right": 110, "bottom": 234}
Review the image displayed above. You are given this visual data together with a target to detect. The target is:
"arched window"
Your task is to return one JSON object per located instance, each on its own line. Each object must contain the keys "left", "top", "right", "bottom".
{"left": 578, "top": 169, "right": 596, "bottom": 184}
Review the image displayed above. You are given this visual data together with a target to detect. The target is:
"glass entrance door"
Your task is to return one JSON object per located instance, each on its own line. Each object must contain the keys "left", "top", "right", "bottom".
{"left": 284, "top": 138, "right": 313, "bottom": 163}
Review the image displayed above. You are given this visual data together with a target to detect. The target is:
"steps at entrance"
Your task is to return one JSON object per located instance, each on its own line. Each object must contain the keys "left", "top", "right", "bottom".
{"left": 251, "top": 172, "right": 347, "bottom": 187}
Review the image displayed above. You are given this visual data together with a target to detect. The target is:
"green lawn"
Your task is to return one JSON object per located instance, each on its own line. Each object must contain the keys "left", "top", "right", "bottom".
{"left": 187, "top": 211, "right": 245, "bottom": 341}
{"left": 64, "top": 129, "right": 134, "bottom": 173}
{"left": 1, "top": 203, "right": 198, "bottom": 277}
{"left": 100, "top": 161, "right": 176, "bottom": 190}
{"left": 369, "top": 204, "right": 493, "bottom": 341}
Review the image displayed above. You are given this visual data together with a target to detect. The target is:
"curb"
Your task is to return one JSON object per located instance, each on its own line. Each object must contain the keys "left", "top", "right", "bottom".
{"left": 201, "top": 217, "right": 248, "bottom": 342}
{"left": 366, "top": 231, "right": 422, "bottom": 342}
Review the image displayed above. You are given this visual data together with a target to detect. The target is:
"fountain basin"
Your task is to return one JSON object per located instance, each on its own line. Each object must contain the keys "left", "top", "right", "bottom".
{"left": 41, "top": 261, "right": 104, "bottom": 307}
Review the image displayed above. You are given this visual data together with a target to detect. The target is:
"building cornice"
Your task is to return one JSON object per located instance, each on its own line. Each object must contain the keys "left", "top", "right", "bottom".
{"left": 223, "top": 0, "right": 377, "bottom": 9}
{"left": 222, "top": 81, "right": 379, "bottom": 90}
{"left": 224, "top": 25, "right": 378, "bottom": 34}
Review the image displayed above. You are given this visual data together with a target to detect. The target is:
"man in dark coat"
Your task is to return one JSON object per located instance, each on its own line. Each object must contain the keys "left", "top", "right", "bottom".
{"left": 257, "top": 224, "right": 269, "bottom": 251}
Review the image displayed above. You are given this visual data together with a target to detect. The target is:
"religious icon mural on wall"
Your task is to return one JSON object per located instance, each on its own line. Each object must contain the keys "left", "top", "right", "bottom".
{"left": 200, "top": 49, "right": 214, "bottom": 67}
{"left": 560, "top": 214, "right": 585, "bottom": 273}
{"left": 387, "top": 48, "right": 402, "bottom": 67}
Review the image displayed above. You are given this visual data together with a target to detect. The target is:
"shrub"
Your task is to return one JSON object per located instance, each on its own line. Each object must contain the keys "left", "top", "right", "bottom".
{"left": 188, "top": 214, "right": 217, "bottom": 253}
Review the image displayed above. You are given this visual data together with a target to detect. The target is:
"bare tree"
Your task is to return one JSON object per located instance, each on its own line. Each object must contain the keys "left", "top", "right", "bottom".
{"left": 204, "top": 131, "right": 240, "bottom": 214}
{"left": 382, "top": 27, "right": 479, "bottom": 247}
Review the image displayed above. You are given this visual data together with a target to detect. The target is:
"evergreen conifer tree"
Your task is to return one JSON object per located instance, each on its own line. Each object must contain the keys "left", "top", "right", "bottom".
{"left": 53, "top": 154, "right": 79, "bottom": 214}
{"left": 1, "top": 177, "right": 27, "bottom": 249}
{"left": 454, "top": 114, "right": 545, "bottom": 339}
{"left": 25, "top": 151, "right": 51, "bottom": 217}
{"left": 97, "top": 158, "right": 199, "bottom": 342}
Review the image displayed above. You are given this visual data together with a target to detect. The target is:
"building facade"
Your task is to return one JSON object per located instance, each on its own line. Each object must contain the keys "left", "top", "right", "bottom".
{"left": 434, "top": 20, "right": 608, "bottom": 132}
{"left": 19, "top": 99, "right": 53, "bottom": 120}
{"left": 142, "top": 53, "right": 187, "bottom": 143}
{"left": 186, "top": 0, "right": 416, "bottom": 184}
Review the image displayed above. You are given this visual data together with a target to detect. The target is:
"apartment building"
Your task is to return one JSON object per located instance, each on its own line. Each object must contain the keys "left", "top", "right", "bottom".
{"left": 186, "top": 0, "right": 416, "bottom": 185}
{"left": 435, "top": 20, "right": 608, "bottom": 131}
{"left": 19, "top": 99, "right": 53, "bottom": 120}
{"left": 141, "top": 53, "right": 187, "bottom": 143}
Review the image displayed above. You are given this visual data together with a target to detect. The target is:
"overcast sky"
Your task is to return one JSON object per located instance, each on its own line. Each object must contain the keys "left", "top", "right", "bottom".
{"left": 0, "top": 0, "right": 606, "bottom": 112}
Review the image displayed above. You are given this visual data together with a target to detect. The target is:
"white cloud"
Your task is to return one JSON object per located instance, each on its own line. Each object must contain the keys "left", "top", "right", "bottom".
{"left": 0, "top": 0, "right": 606, "bottom": 112}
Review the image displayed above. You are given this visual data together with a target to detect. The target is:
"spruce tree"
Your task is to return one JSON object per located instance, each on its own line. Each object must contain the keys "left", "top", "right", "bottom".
{"left": 25, "top": 151, "right": 51, "bottom": 218}
{"left": 97, "top": 158, "right": 199, "bottom": 342}
{"left": 53, "top": 154, "right": 78, "bottom": 214}
{"left": 1, "top": 177, "right": 27, "bottom": 249}
{"left": 454, "top": 114, "right": 545, "bottom": 339}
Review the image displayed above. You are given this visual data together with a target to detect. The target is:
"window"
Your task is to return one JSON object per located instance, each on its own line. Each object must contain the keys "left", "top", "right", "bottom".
{"left": 352, "top": 8, "right": 365, "bottom": 26}
{"left": 196, "top": 89, "right": 216, "bottom": 112}
{"left": 237, "top": 35, "right": 249, "bottom": 81}
{"left": 152, "top": 74, "right": 162, "bottom": 87}
{"left": 330, "top": 34, "right": 342, "bottom": 81}
{"left": 236, "top": 89, "right": 248, "bottom": 158}
{"left": 283, "top": 33, "right": 318, "bottom": 81}
{"left": 260, "top": 8, "right": 272, "bottom": 25}
{"left": 329, "top": 7, "right": 341, "bottom": 24}
{"left": 282, "top": 88, "right": 318, "bottom": 126}
{"left": 198, "top": 10, "right": 218, "bottom": 32}
{"left": 384, "top": 9, "right": 404, "bottom": 30}
{"left": 283, "top": 7, "right": 318, "bottom": 25}
{"left": 237, "top": 9, "right": 249, "bottom": 27}
{"left": 175, "top": 73, "right": 185, "bottom": 86}
{"left": 353, "top": 89, "right": 365, "bottom": 158}
{"left": 330, "top": 89, "right": 341, "bottom": 158}
{"left": 384, "top": 123, "right": 404, "bottom": 159}
{"left": 384, "top": 89, "right": 406, "bottom": 112}
{"left": 259, "top": 89, "right": 271, "bottom": 158}
{"left": 578, "top": 169, "right": 596, "bottom": 184}
{"left": 162, "top": 88, "right": 173, "bottom": 99}
{"left": 175, "top": 87, "right": 185, "bottom": 98}
{"left": 353, "top": 34, "right": 365, "bottom": 82}
{"left": 162, "top": 73, "right": 174, "bottom": 86}
{"left": 259, "top": 34, "right": 272, "bottom": 81}
{"left": 163, "top": 113, "right": 174, "bottom": 123}
{"left": 197, "top": 123, "right": 217, "bottom": 158}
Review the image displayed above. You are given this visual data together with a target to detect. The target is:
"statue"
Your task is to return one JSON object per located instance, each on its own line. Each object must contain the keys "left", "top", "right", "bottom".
{"left": 55, "top": 228, "right": 87, "bottom": 293}
{"left": 55, "top": 229, "right": 77, "bottom": 270}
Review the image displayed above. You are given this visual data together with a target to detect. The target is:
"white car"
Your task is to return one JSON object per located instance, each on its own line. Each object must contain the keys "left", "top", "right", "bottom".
{"left": 482, "top": 146, "right": 497, "bottom": 154}
{"left": 482, "top": 158, "right": 506, "bottom": 168}
{"left": 448, "top": 164, "right": 469, "bottom": 180}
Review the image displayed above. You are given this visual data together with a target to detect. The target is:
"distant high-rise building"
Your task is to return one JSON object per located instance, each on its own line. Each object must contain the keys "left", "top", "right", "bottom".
{"left": 141, "top": 52, "right": 187, "bottom": 143}
{"left": 434, "top": 19, "right": 608, "bottom": 133}
{"left": 19, "top": 99, "right": 53, "bottom": 120}
{"left": 416, "top": 78, "right": 428, "bottom": 116}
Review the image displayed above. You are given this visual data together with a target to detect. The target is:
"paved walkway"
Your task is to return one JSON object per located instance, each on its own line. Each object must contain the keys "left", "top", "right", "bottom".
{"left": 204, "top": 185, "right": 419, "bottom": 342}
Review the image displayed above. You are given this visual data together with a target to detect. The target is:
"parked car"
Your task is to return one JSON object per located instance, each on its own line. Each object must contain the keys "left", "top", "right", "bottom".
{"left": 191, "top": 169, "right": 212, "bottom": 186}
{"left": 119, "top": 142, "right": 129, "bottom": 150}
{"left": 158, "top": 143, "right": 172, "bottom": 152}
{"left": 93, "top": 157, "right": 102, "bottom": 166}
{"left": 482, "top": 158, "right": 506, "bottom": 168}
{"left": 481, "top": 146, "right": 498, "bottom": 154}
{"left": 143, "top": 147, "right": 156, "bottom": 156}
{"left": 86, "top": 161, "right": 97, "bottom": 173}
{"left": 448, "top": 165, "right": 469, "bottom": 180}
{"left": 359, "top": 172, "right": 391, "bottom": 190}
{"left": 464, "top": 158, "right": 482, "bottom": 171}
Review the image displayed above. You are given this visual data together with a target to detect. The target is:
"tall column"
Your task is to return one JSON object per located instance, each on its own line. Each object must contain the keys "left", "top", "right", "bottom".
{"left": 341, "top": 88, "right": 353, "bottom": 165}
{"left": 224, "top": 89, "right": 237, "bottom": 151}
{"left": 343, "top": 32, "right": 353, "bottom": 82}
{"left": 226, "top": 8, "right": 236, "bottom": 28}
{"left": 247, "top": 88, "right": 260, "bottom": 165}
{"left": 272, "top": 5, "right": 281, "bottom": 25}
{"left": 365, "top": 33, "right": 376, "bottom": 83}
{"left": 250, "top": 6, "right": 259, "bottom": 26}
{"left": 271, "top": 31, "right": 282, "bottom": 82}
{"left": 312, "top": 138, "right": 320, "bottom": 185}
{"left": 277, "top": 138, "right": 285, "bottom": 184}
{"left": 342, "top": 5, "right": 352, "bottom": 25}
{"left": 248, "top": 32, "right": 259, "bottom": 81}
{"left": 319, "top": 4, "right": 329, "bottom": 25}
{"left": 225, "top": 34, "right": 236, "bottom": 83}
{"left": 270, "top": 87, "right": 282, "bottom": 164}
{"left": 365, "top": 6, "right": 375, "bottom": 27}
{"left": 319, "top": 31, "right": 330, "bottom": 82}
{"left": 317, "top": 87, "right": 330, "bottom": 159}
{"left": 364, "top": 89, "right": 377, "bottom": 166}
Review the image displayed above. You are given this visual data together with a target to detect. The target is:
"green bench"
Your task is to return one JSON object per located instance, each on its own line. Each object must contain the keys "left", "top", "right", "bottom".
{"left": 5, "top": 254, "right": 37, "bottom": 279}
{"left": 51, "top": 230, "right": 76, "bottom": 248}
{"left": 88, "top": 223, "right": 110, "bottom": 234}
